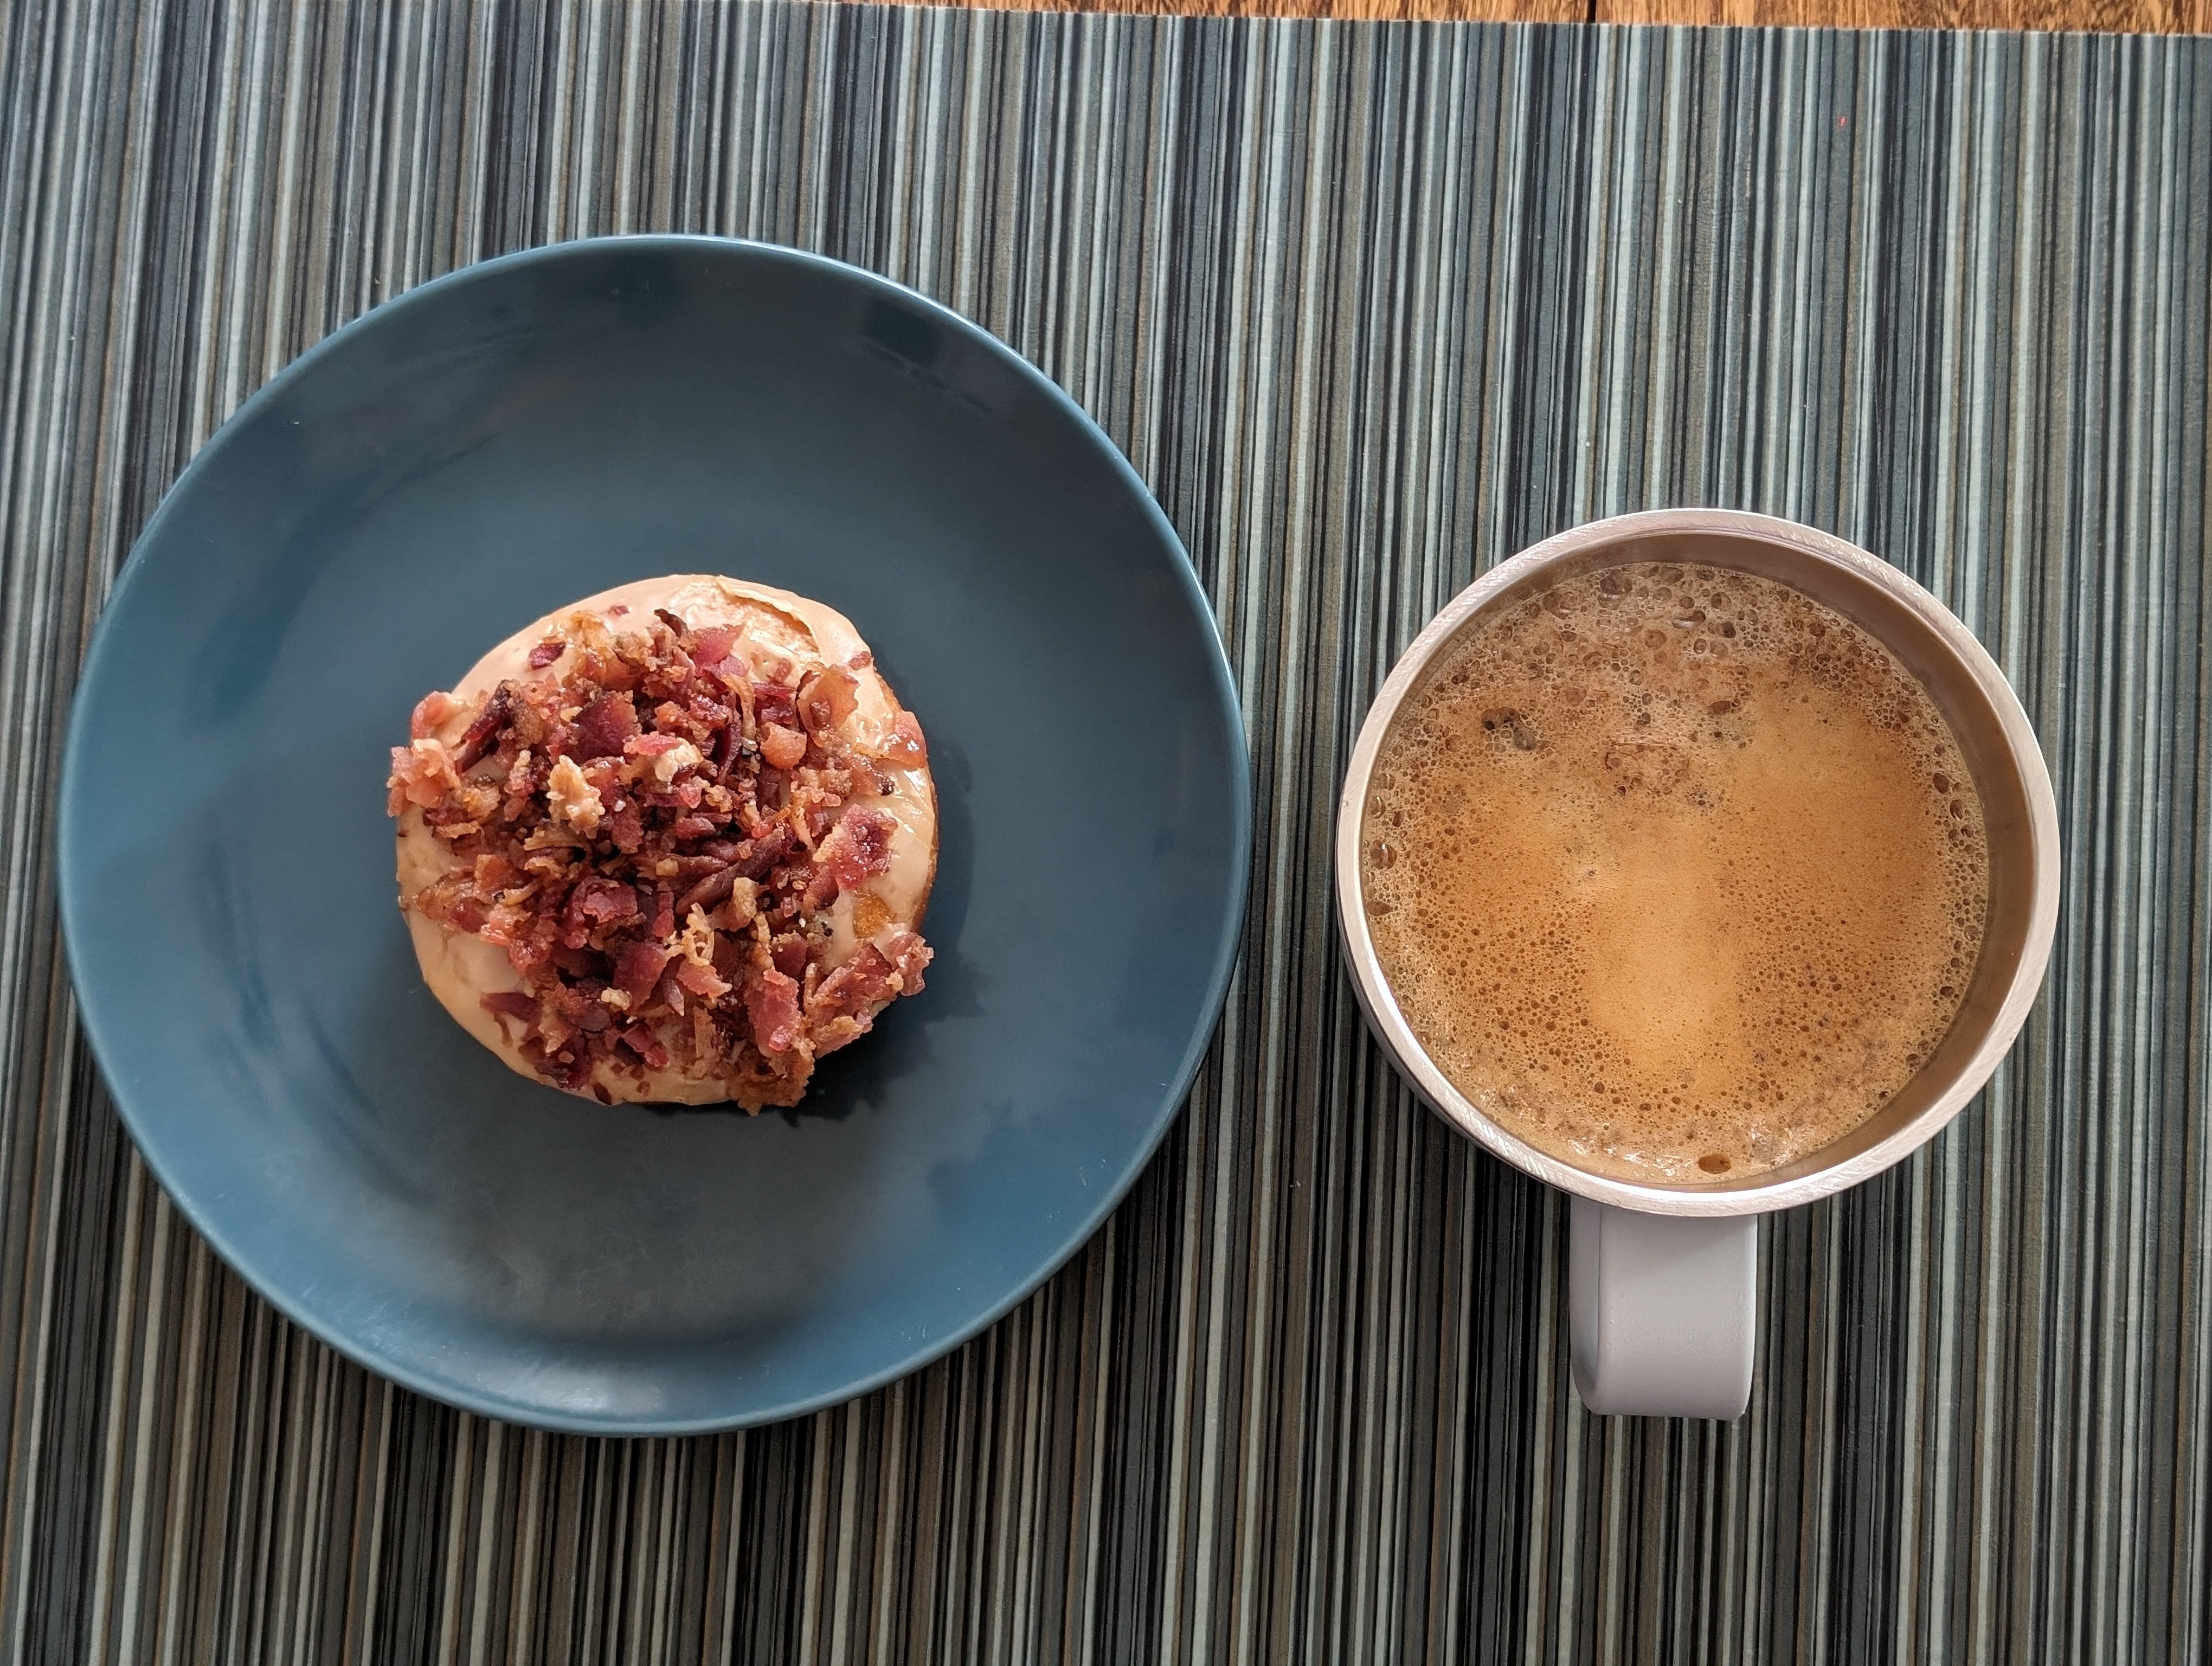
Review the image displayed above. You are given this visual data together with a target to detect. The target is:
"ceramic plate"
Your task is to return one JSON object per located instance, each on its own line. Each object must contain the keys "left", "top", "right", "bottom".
{"left": 60, "top": 238, "right": 1250, "bottom": 1434}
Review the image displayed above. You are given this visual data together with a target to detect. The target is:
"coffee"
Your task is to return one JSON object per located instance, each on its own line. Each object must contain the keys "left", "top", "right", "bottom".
{"left": 1361, "top": 561, "right": 1988, "bottom": 1184}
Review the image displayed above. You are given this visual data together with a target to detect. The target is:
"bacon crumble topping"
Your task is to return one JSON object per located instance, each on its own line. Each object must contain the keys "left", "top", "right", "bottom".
{"left": 390, "top": 605, "right": 931, "bottom": 1109}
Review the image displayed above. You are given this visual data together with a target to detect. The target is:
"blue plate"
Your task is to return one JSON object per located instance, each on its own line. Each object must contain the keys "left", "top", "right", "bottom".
{"left": 59, "top": 238, "right": 1250, "bottom": 1434}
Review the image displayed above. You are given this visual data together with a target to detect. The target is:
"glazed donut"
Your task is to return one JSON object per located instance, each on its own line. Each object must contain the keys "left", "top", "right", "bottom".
{"left": 389, "top": 576, "right": 936, "bottom": 1109}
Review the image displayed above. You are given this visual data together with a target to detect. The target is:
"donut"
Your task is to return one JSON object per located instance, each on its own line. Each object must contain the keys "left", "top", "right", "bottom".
{"left": 387, "top": 575, "right": 936, "bottom": 1110}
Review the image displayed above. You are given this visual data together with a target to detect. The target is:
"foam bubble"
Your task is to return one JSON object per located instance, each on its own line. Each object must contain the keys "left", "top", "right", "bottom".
{"left": 1362, "top": 562, "right": 1989, "bottom": 1186}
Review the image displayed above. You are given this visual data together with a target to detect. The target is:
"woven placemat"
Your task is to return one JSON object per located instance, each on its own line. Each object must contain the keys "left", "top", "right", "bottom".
{"left": 4, "top": 4, "right": 2207, "bottom": 1658}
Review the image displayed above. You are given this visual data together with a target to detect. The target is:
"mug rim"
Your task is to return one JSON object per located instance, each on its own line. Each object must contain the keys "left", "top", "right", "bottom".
{"left": 1333, "top": 508, "right": 2062, "bottom": 1217}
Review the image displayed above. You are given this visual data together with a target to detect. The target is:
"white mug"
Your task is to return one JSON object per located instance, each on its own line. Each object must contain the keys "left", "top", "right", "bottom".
{"left": 1334, "top": 510, "right": 2061, "bottom": 1418}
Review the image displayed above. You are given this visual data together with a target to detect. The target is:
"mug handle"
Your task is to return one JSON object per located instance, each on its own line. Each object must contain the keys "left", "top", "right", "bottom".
{"left": 1568, "top": 1196, "right": 1758, "bottom": 1419}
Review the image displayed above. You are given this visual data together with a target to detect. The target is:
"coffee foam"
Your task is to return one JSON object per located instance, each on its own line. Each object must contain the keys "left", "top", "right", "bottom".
{"left": 1361, "top": 561, "right": 1988, "bottom": 1185}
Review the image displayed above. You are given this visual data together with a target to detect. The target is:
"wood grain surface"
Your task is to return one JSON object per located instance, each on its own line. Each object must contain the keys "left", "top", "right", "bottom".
{"left": 860, "top": 0, "right": 2207, "bottom": 33}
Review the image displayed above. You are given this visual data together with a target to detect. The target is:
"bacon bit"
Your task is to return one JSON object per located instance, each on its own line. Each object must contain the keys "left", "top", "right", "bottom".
{"left": 677, "top": 960, "right": 732, "bottom": 1002}
{"left": 648, "top": 886, "right": 676, "bottom": 941}
{"left": 826, "top": 945, "right": 900, "bottom": 1010}
{"left": 548, "top": 981, "right": 610, "bottom": 1034}
{"left": 481, "top": 990, "right": 539, "bottom": 1021}
{"left": 561, "top": 877, "right": 639, "bottom": 947}
{"left": 545, "top": 755, "right": 605, "bottom": 835}
{"left": 388, "top": 739, "right": 462, "bottom": 811}
{"left": 627, "top": 734, "right": 703, "bottom": 786}
{"left": 883, "top": 929, "right": 933, "bottom": 992}
{"left": 694, "top": 625, "right": 742, "bottom": 668}
{"left": 710, "top": 879, "right": 761, "bottom": 931}
{"left": 759, "top": 722, "right": 807, "bottom": 770}
{"left": 735, "top": 823, "right": 794, "bottom": 879}
{"left": 501, "top": 749, "right": 542, "bottom": 819}
{"left": 882, "top": 710, "right": 928, "bottom": 766}
{"left": 439, "top": 780, "right": 499, "bottom": 827}
{"left": 755, "top": 684, "right": 798, "bottom": 728}
{"left": 570, "top": 692, "right": 640, "bottom": 760}
{"left": 607, "top": 803, "right": 644, "bottom": 852}
{"left": 744, "top": 966, "right": 803, "bottom": 1054}
{"left": 675, "top": 905, "right": 718, "bottom": 964}
{"left": 528, "top": 638, "right": 565, "bottom": 670}
{"left": 723, "top": 671, "right": 757, "bottom": 731}
{"left": 480, "top": 898, "right": 532, "bottom": 946}
{"left": 453, "top": 685, "right": 517, "bottom": 770}
{"left": 670, "top": 813, "right": 718, "bottom": 841}
{"left": 805, "top": 945, "right": 902, "bottom": 1052}
{"left": 608, "top": 938, "right": 670, "bottom": 1007}
{"left": 504, "top": 918, "right": 556, "bottom": 977}
{"left": 654, "top": 964, "right": 687, "bottom": 1016}
{"left": 798, "top": 800, "right": 839, "bottom": 849}
{"left": 411, "top": 690, "right": 462, "bottom": 740}
{"left": 770, "top": 933, "right": 809, "bottom": 979}
{"left": 847, "top": 650, "right": 873, "bottom": 670}
{"left": 676, "top": 864, "right": 740, "bottom": 916}
{"left": 812, "top": 1017, "right": 869, "bottom": 1058}
{"left": 796, "top": 667, "right": 859, "bottom": 736}
{"left": 816, "top": 807, "right": 896, "bottom": 890}
{"left": 620, "top": 1023, "right": 670, "bottom": 1069}
{"left": 472, "top": 853, "right": 519, "bottom": 892}
{"left": 550, "top": 943, "right": 602, "bottom": 978}
{"left": 802, "top": 869, "right": 839, "bottom": 912}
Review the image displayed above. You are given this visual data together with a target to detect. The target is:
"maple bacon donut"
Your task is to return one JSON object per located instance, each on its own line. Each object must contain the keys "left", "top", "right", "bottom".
{"left": 388, "top": 576, "right": 936, "bottom": 1110}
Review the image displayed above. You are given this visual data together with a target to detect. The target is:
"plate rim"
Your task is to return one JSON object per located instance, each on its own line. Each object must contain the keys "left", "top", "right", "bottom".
{"left": 58, "top": 234, "right": 1253, "bottom": 1435}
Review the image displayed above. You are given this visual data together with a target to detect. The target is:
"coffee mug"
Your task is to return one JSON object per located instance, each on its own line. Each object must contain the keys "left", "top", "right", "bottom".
{"left": 1334, "top": 510, "right": 2061, "bottom": 1418}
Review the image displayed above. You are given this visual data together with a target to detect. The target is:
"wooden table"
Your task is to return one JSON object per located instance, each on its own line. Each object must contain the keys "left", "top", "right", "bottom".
{"left": 892, "top": 0, "right": 2207, "bottom": 34}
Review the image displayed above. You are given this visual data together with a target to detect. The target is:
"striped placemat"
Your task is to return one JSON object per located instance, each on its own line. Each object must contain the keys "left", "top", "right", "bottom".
{"left": 5, "top": 3, "right": 2208, "bottom": 1658}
